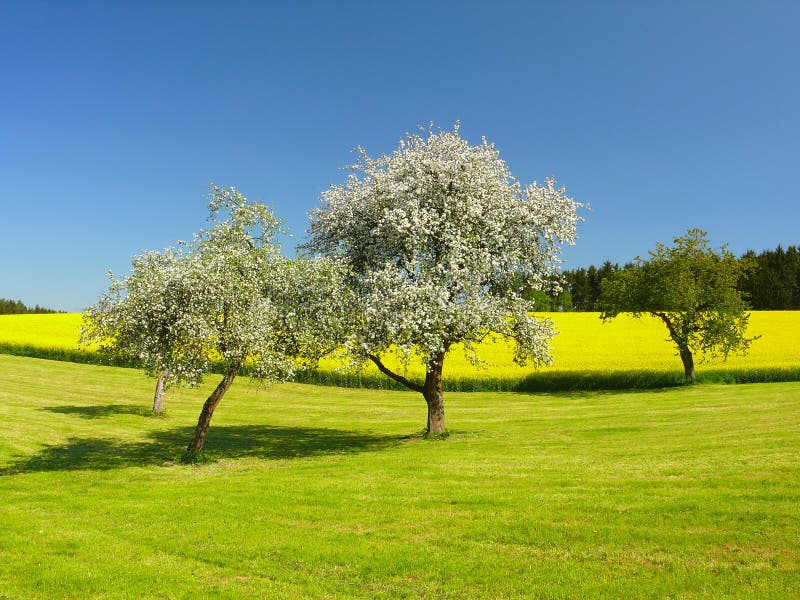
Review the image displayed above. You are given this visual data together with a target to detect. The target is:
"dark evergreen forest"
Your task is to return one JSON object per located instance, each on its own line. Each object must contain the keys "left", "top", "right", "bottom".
{"left": 539, "top": 245, "right": 800, "bottom": 312}
{"left": 0, "top": 298, "right": 61, "bottom": 314}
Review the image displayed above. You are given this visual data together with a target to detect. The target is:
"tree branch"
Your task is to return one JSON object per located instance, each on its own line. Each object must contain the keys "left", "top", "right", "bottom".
{"left": 651, "top": 311, "right": 675, "bottom": 334}
{"left": 367, "top": 354, "right": 424, "bottom": 393}
{"left": 651, "top": 311, "right": 687, "bottom": 349}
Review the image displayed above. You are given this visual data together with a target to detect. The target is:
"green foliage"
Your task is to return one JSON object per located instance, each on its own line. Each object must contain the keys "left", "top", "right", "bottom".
{"left": 558, "top": 243, "right": 800, "bottom": 312}
{"left": 562, "top": 261, "right": 623, "bottom": 311}
{"left": 0, "top": 298, "right": 60, "bottom": 314}
{"left": 266, "top": 255, "right": 352, "bottom": 369}
{"left": 740, "top": 244, "right": 800, "bottom": 309}
{"left": 599, "top": 229, "right": 756, "bottom": 379}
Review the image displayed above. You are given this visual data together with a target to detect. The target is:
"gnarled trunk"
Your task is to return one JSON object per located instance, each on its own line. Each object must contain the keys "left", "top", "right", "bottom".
{"left": 187, "top": 362, "right": 240, "bottom": 455}
{"left": 680, "top": 347, "right": 695, "bottom": 381}
{"left": 423, "top": 352, "right": 446, "bottom": 435}
{"left": 152, "top": 369, "right": 169, "bottom": 414}
{"left": 367, "top": 349, "right": 448, "bottom": 435}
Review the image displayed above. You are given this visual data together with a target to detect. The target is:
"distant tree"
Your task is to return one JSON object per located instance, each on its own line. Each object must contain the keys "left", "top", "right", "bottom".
{"left": 596, "top": 261, "right": 620, "bottom": 296}
{"left": 305, "top": 125, "right": 582, "bottom": 434}
{"left": 559, "top": 242, "right": 800, "bottom": 312}
{"left": 566, "top": 268, "right": 592, "bottom": 311}
{"left": 554, "top": 288, "right": 574, "bottom": 312}
{"left": 586, "top": 265, "right": 599, "bottom": 309}
{"left": 0, "top": 299, "right": 21, "bottom": 314}
{"left": 83, "top": 186, "right": 346, "bottom": 456}
{"left": 81, "top": 248, "right": 190, "bottom": 415}
{"left": 739, "top": 245, "right": 800, "bottom": 310}
{"left": 560, "top": 262, "right": 621, "bottom": 311}
{"left": 0, "top": 298, "right": 60, "bottom": 314}
{"left": 494, "top": 273, "right": 573, "bottom": 312}
{"left": 599, "top": 228, "right": 756, "bottom": 381}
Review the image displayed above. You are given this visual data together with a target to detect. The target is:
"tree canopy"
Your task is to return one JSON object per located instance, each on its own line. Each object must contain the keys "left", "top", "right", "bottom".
{"left": 599, "top": 228, "right": 756, "bottom": 380}
{"left": 305, "top": 124, "right": 582, "bottom": 433}
{"left": 82, "top": 186, "right": 344, "bottom": 456}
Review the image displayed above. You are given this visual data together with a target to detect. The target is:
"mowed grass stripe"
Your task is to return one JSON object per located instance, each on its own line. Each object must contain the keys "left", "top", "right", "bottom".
{"left": 0, "top": 354, "right": 798, "bottom": 598}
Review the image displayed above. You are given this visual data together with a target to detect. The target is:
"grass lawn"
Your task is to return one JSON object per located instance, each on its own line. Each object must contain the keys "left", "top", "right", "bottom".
{"left": 0, "top": 354, "right": 798, "bottom": 598}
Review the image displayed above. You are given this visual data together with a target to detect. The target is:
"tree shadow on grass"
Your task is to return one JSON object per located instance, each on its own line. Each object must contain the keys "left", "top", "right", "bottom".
{"left": 0, "top": 425, "right": 404, "bottom": 475}
{"left": 43, "top": 404, "right": 157, "bottom": 419}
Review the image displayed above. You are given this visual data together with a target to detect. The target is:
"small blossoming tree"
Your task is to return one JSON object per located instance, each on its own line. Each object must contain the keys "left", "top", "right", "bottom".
{"left": 82, "top": 186, "right": 345, "bottom": 456}
{"left": 305, "top": 125, "right": 582, "bottom": 434}
{"left": 81, "top": 248, "right": 193, "bottom": 415}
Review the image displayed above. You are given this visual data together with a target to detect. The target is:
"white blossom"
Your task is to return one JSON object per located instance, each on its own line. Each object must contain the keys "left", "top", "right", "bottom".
{"left": 305, "top": 124, "right": 583, "bottom": 373}
{"left": 81, "top": 186, "right": 344, "bottom": 390}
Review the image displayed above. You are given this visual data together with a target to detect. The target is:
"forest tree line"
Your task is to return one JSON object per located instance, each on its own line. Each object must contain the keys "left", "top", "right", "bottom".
{"left": 535, "top": 244, "right": 800, "bottom": 312}
{"left": 0, "top": 298, "right": 61, "bottom": 314}
{"left": 4, "top": 245, "right": 798, "bottom": 316}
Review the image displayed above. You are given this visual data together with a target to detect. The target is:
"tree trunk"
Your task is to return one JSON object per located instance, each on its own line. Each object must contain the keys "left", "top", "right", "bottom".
{"left": 152, "top": 369, "right": 169, "bottom": 414}
{"left": 680, "top": 347, "right": 696, "bottom": 381}
{"left": 423, "top": 352, "right": 446, "bottom": 435}
{"left": 652, "top": 312, "right": 696, "bottom": 383}
{"left": 366, "top": 350, "right": 449, "bottom": 436}
{"left": 187, "top": 362, "right": 240, "bottom": 455}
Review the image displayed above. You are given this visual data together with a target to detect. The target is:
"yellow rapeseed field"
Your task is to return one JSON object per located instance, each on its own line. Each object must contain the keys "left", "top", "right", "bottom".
{"left": 2, "top": 311, "right": 799, "bottom": 379}
{"left": 0, "top": 313, "right": 85, "bottom": 349}
{"left": 455, "top": 311, "right": 800, "bottom": 375}
{"left": 318, "top": 311, "right": 800, "bottom": 380}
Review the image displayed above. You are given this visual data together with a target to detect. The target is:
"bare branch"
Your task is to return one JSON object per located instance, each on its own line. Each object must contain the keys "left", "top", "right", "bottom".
{"left": 367, "top": 354, "right": 424, "bottom": 393}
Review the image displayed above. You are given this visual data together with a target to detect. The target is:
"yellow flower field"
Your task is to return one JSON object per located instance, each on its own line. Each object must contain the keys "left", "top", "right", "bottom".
{"left": 2, "top": 311, "right": 798, "bottom": 381}
{"left": 0, "top": 313, "right": 85, "bottom": 349}
{"left": 459, "top": 311, "right": 800, "bottom": 374}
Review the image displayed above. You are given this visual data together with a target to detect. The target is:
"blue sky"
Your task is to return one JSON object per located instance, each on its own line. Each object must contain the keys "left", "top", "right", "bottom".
{"left": 2, "top": 1, "right": 798, "bottom": 311}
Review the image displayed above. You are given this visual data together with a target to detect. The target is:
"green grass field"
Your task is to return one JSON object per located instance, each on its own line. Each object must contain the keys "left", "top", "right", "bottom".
{"left": 1, "top": 354, "right": 798, "bottom": 598}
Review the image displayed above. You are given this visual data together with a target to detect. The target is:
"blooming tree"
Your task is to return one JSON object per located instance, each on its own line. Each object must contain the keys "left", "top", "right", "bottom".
{"left": 305, "top": 125, "right": 582, "bottom": 434}
{"left": 266, "top": 255, "right": 353, "bottom": 368}
{"left": 83, "top": 186, "right": 343, "bottom": 456}
{"left": 81, "top": 248, "right": 193, "bottom": 414}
